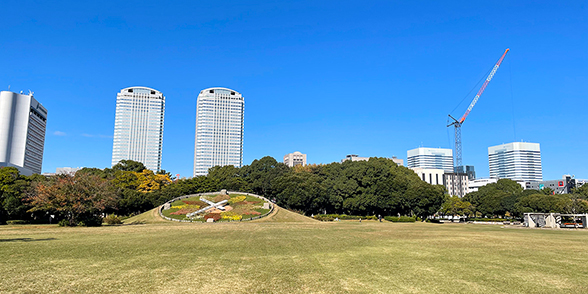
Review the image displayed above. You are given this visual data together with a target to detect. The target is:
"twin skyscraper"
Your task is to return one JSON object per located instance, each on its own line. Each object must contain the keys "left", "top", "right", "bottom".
{"left": 111, "top": 86, "right": 244, "bottom": 177}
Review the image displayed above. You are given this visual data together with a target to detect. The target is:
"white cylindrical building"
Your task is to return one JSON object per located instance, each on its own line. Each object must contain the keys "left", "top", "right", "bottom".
{"left": 111, "top": 87, "right": 165, "bottom": 171}
{"left": 0, "top": 90, "right": 47, "bottom": 175}
{"left": 193, "top": 87, "right": 244, "bottom": 176}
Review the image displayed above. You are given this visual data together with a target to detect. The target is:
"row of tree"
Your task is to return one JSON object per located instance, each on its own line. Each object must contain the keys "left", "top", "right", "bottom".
{"left": 440, "top": 179, "right": 588, "bottom": 218}
{"left": 2, "top": 156, "right": 587, "bottom": 225}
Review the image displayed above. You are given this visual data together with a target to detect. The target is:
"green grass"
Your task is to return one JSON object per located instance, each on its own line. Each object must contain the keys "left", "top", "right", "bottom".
{"left": 1, "top": 208, "right": 588, "bottom": 293}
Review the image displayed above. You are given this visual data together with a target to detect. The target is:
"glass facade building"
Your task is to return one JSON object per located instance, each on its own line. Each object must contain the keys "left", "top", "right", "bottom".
{"left": 111, "top": 87, "right": 165, "bottom": 171}
{"left": 488, "top": 142, "right": 542, "bottom": 182}
{"left": 193, "top": 87, "right": 244, "bottom": 176}
{"left": 407, "top": 147, "right": 454, "bottom": 173}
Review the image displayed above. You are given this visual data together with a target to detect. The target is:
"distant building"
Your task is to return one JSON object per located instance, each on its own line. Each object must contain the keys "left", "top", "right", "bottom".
{"left": 488, "top": 142, "right": 542, "bottom": 182}
{"left": 526, "top": 175, "right": 586, "bottom": 194}
{"left": 112, "top": 87, "right": 165, "bottom": 171}
{"left": 407, "top": 147, "right": 453, "bottom": 173}
{"left": 341, "top": 154, "right": 403, "bottom": 166}
{"left": 56, "top": 167, "right": 82, "bottom": 175}
{"left": 411, "top": 167, "right": 468, "bottom": 197}
{"left": 412, "top": 168, "right": 445, "bottom": 186}
{"left": 456, "top": 165, "right": 476, "bottom": 181}
{"left": 284, "top": 152, "right": 307, "bottom": 167}
{"left": 444, "top": 173, "right": 469, "bottom": 197}
{"left": 341, "top": 154, "right": 369, "bottom": 163}
{"left": 0, "top": 90, "right": 47, "bottom": 176}
{"left": 467, "top": 178, "right": 498, "bottom": 193}
{"left": 391, "top": 157, "right": 404, "bottom": 166}
{"left": 193, "top": 87, "right": 244, "bottom": 176}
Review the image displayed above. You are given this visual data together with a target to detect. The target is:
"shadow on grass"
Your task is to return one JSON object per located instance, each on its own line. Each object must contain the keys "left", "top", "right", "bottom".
{"left": 0, "top": 238, "right": 57, "bottom": 242}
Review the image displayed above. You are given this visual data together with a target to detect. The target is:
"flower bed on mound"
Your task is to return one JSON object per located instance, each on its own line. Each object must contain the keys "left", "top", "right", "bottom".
{"left": 162, "top": 194, "right": 270, "bottom": 222}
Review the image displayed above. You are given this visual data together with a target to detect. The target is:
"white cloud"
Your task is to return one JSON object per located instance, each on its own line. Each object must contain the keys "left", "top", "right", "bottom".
{"left": 53, "top": 131, "right": 67, "bottom": 136}
{"left": 82, "top": 133, "right": 113, "bottom": 139}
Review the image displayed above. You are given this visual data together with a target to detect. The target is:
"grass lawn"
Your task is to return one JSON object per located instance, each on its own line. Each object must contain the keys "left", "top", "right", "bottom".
{"left": 1, "top": 208, "right": 588, "bottom": 293}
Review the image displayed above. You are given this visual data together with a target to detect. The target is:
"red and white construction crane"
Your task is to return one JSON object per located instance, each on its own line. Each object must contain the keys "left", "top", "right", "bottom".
{"left": 447, "top": 48, "right": 509, "bottom": 178}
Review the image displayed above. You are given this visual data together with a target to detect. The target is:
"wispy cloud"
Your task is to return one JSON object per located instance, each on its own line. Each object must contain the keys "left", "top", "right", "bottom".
{"left": 53, "top": 131, "right": 67, "bottom": 136}
{"left": 82, "top": 133, "right": 113, "bottom": 139}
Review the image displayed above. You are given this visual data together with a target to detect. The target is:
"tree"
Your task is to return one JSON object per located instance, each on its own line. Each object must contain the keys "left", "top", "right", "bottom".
{"left": 408, "top": 182, "right": 445, "bottom": 220}
{"left": 514, "top": 193, "right": 569, "bottom": 214}
{"left": 441, "top": 196, "right": 474, "bottom": 217}
{"left": 135, "top": 170, "right": 172, "bottom": 192}
{"left": 241, "top": 156, "right": 290, "bottom": 198}
{"left": 0, "top": 167, "right": 33, "bottom": 224}
{"left": 112, "top": 160, "right": 147, "bottom": 173}
{"left": 27, "top": 174, "right": 118, "bottom": 226}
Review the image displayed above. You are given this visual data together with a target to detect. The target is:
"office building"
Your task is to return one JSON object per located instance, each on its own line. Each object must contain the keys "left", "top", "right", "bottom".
{"left": 341, "top": 154, "right": 403, "bottom": 166}
{"left": 56, "top": 167, "right": 82, "bottom": 175}
{"left": 284, "top": 151, "right": 307, "bottom": 167}
{"left": 467, "top": 178, "right": 498, "bottom": 193}
{"left": 412, "top": 168, "right": 445, "bottom": 186}
{"left": 193, "top": 87, "right": 244, "bottom": 176}
{"left": 526, "top": 175, "right": 587, "bottom": 195}
{"left": 488, "top": 142, "right": 542, "bottom": 182}
{"left": 111, "top": 87, "right": 165, "bottom": 171}
{"left": 411, "top": 167, "right": 468, "bottom": 197}
{"left": 341, "top": 154, "right": 369, "bottom": 163}
{"left": 0, "top": 90, "right": 47, "bottom": 176}
{"left": 456, "top": 165, "right": 476, "bottom": 181}
{"left": 444, "top": 173, "right": 469, "bottom": 197}
{"left": 407, "top": 147, "right": 454, "bottom": 173}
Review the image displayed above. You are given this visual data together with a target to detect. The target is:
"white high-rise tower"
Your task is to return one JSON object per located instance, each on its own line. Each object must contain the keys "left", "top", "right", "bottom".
{"left": 0, "top": 90, "right": 47, "bottom": 176}
{"left": 193, "top": 87, "right": 244, "bottom": 176}
{"left": 488, "top": 142, "right": 542, "bottom": 182}
{"left": 111, "top": 87, "right": 165, "bottom": 171}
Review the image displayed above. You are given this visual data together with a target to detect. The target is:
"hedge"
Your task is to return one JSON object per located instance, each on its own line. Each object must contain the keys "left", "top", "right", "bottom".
{"left": 383, "top": 216, "right": 416, "bottom": 222}
{"left": 314, "top": 214, "right": 378, "bottom": 221}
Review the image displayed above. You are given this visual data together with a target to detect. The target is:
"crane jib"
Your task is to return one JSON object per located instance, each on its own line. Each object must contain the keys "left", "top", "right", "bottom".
{"left": 458, "top": 49, "right": 509, "bottom": 124}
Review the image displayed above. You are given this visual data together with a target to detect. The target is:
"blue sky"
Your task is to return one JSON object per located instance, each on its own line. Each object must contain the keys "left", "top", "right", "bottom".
{"left": 1, "top": 1, "right": 586, "bottom": 180}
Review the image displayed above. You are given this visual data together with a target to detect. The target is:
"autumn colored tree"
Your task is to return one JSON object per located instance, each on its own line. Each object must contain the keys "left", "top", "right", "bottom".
{"left": 27, "top": 174, "right": 118, "bottom": 226}
{"left": 134, "top": 169, "right": 172, "bottom": 192}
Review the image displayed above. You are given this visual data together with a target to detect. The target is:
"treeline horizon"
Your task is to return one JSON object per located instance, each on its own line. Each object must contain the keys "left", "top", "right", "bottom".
{"left": 1, "top": 156, "right": 587, "bottom": 225}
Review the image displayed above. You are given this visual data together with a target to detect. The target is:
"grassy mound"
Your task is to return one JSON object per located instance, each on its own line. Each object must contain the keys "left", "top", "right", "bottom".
{"left": 253, "top": 206, "right": 317, "bottom": 223}
{"left": 123, "top": 207, "right": 165, "bottom": 224}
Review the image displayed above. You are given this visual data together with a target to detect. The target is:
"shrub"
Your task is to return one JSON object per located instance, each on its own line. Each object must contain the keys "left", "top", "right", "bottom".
{"left": 104, "top": 214, "right": 123, "bottom": 225}
{"left": 221, "top": 211, "right": 242, "bottom": 221}
{"left": 467, "top": 218, "right": 512, "bottom": 222}
{"left": 6, "top": 220, "right": 28, "bottom": 225}
{"left": 314, "top": 214, "right": 378, "bottom": 221}
{"left": 383, "top": 216, "right": 416, "bottom": 222}
{"left": 58, "top": 219, "right": 71, "bottom": 227}
{"left": 228, "top": 196, "right": 247, "bottom": 204}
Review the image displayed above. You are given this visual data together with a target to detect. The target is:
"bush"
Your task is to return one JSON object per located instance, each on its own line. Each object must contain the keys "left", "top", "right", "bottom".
{"left": 383, "top": 216, "right": 416, "bottom": 222}
{"left": 58, "top": 219, "right": 70, "bottom": 227}
{"left": 314, "top": 214, "right": 378, "bottom": 221}
{"left": 104, "top": 214, "right": 123, "bottom": 225}
{"left": 79, "top": 216, "right": 103, "bottom": 227}
{"left": 6, "top": 220, "right": 29, "bottom": 225}
{"left": 467, "top": 218, "right": 512, "bottom": 222}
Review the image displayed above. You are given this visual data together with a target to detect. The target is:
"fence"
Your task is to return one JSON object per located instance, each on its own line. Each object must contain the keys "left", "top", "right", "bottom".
{"left": 158, "top": 191, "right": 274, "bottom": 223}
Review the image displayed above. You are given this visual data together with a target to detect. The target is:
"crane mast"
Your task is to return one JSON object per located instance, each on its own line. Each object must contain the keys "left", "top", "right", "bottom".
{"left": 448, "top": 48, "right": 509, "bottom": 196}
